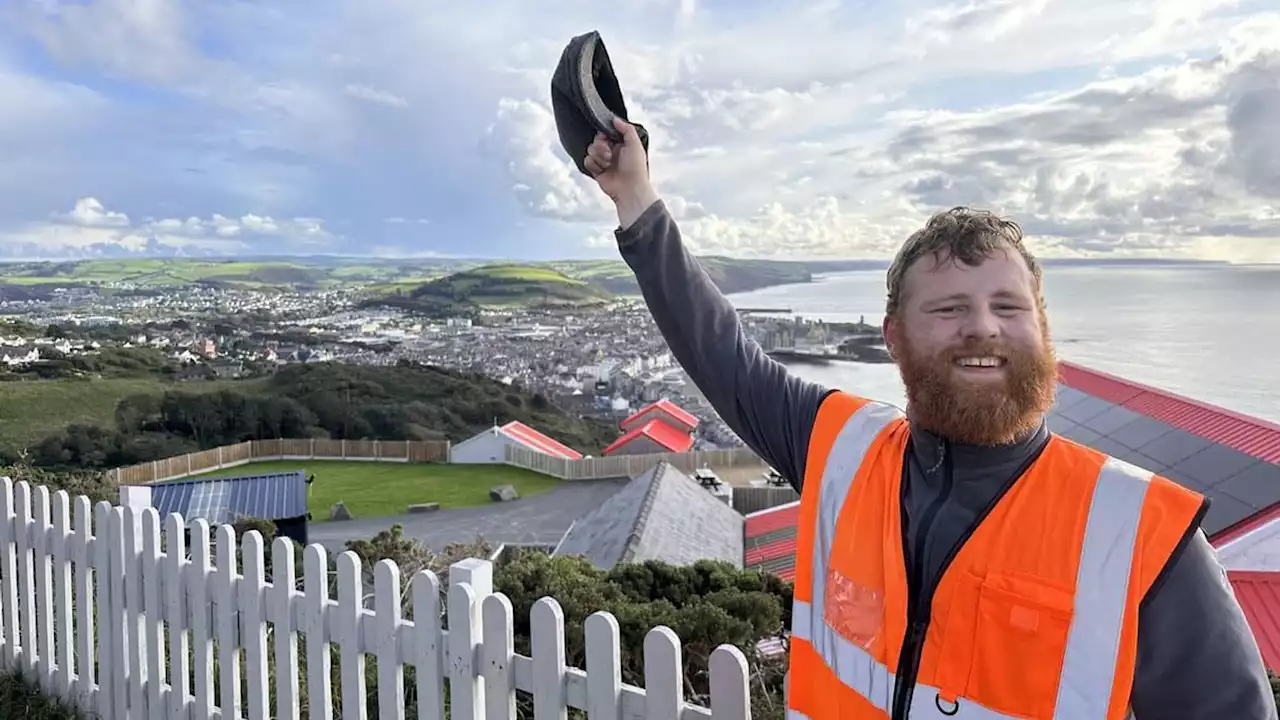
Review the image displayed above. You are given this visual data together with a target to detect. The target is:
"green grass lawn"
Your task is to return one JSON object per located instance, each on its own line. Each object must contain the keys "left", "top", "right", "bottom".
{"left": 0, "top": 377, "right": 238, "bottom": 458}
{"left": 190, "top": 459, "right": 562, "bottom": 520}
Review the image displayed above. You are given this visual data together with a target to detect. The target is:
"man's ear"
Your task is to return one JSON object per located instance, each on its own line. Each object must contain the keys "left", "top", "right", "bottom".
{"left": 882, "top": 315, "right": 900, "bottom": 361}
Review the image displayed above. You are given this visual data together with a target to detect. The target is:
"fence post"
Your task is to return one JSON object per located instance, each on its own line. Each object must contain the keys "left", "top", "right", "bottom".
{"left": 448, "top": 558, "right": 492, "bottom": 720}
{"left": 217, "top": 446, "right": 223, "bottom": 468}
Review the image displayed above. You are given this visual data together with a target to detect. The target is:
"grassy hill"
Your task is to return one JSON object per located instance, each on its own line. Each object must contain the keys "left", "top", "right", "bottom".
{"left": 371, "top": 264, "right": 613, "bottom": 314}
{"left": 0, "top": 256, "right": 873, "bottom": 296}
{"left": 0, "top": 376, "right": 242, "bottom": 459}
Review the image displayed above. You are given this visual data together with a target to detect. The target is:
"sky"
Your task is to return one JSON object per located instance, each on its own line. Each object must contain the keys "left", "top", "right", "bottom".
{"left": 0, "top": 0, "right": 1277, "bottom": 263}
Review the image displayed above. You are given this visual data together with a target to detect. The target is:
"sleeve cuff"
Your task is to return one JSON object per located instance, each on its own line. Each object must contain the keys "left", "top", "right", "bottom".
{"left": 614, "top": 199, "right": 667, "bottom": 248}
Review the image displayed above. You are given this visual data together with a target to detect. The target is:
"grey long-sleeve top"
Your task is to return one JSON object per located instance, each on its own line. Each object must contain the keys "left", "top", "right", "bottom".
{"left": 615, "top": 199, "right": 1276, "bottom": 719}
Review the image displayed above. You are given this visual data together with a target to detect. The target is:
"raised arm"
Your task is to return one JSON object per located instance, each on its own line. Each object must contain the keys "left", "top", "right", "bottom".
{"left": 583, "top": 119, "right": 831, "bottom": 489}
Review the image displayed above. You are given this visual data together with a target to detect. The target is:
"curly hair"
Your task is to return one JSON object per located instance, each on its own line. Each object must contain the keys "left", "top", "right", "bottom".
{"left": 885, "top": 207, "right": 1043, "bottom": 316}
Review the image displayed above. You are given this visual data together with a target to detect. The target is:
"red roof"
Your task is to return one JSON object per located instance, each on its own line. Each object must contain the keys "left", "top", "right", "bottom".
{"left": 622, "top": 399, "right": 699, "bottom": 432}
{"left": 1058, "top": 361, "right": 1280, "bottom": 464}
{"left": 602, "top": 419, "right": 695, "bottom": 455}
{"left": 742, "top": 361, "right": 1280, "bottom": 581}
{"left": 743, "top": 502, "right": 800, "bottom": 581}
{"left": 500, "top": 421, "right": 583, "bottom": 460}
{"left": 1229, "top": 571, "right": 1280, "bottom": 672}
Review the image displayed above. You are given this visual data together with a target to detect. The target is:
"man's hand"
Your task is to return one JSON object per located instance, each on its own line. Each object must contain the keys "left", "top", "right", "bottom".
{"left": 585, "top": 117, "right": 659, "bottom": 229}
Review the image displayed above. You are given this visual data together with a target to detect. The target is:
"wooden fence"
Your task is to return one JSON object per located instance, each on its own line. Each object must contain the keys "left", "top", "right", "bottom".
{"left": 0, "top": 477, "right": 753, "bottom": 719}
{"left": 503, "top": 444, "right": 766, "bottom": 481}
{"left": 730, "top": 486, "right": 800, "bottom": 515}
{"left": 113, "top": 438, "right": 452, "bottom": 485}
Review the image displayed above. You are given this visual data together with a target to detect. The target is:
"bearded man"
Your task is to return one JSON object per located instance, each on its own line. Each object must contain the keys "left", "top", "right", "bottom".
{"left": 583, "top": 119, "right": 1274, "bottom": 719}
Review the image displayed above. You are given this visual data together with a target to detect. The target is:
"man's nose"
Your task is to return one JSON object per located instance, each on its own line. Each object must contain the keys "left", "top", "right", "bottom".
{"left": 961, "top": 306, "right": 1000, "bottom": 339}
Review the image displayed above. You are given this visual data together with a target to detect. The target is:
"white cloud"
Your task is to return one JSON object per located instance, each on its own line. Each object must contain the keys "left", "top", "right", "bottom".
{"left": 486, "top": 4, "right": 1280, "bottom": 261}
{"left": 0, "top": 197, "right": 334, "bottom": 259}
{"left": 0, "top": 0, "right": 1275, "bottom": 261}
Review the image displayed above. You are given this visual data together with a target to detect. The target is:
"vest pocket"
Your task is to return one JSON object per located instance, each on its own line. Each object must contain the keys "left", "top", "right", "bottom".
{"left": 966, "top": 573, "right": 1074, "bottom": 719}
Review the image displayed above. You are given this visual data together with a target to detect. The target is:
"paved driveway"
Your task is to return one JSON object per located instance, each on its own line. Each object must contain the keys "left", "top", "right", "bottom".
{"left": 306, "top": 477, "right": 631, "bottom": 552}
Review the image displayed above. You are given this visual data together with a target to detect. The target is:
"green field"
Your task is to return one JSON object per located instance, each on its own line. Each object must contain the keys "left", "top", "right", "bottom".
{"left": 190, "top": 459, "right": 562, "bottom": 519}
{"left": 0, "top": 377, "right": 238, "bottom": 457}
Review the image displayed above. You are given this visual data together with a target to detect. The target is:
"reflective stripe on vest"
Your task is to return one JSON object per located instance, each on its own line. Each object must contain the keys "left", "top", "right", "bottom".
{"left": 793, "top": 400, "right": 1154, "bottom": 718}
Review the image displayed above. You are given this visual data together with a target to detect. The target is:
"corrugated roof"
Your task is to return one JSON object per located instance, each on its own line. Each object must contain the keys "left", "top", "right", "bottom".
{"left": 553, "top": 462, "right": 743, "bottom": 570}
{"left": 603, "top": 418, "right": 695, "bottom": 455}
{"left": 151, "top": 471, "right": 308, "bottom": 525}
{"left": 500, "top": 421, "right": 583, "bottom": 460}
{"left": 622, "top": 399, "right": 700, "bottom": 432}
{"left": 1229, "top": 571, "right": 1280, "bottom": 672}
{"left": 743, "top": 361, "right": 1280, "bottom": 580}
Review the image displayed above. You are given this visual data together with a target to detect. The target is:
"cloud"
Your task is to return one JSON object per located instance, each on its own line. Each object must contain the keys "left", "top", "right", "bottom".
{"left": 0, "top": 197, "right": 334, "bottom": 259}
{"left": 0, "top": 0, "right": 1275, "bottom": 261}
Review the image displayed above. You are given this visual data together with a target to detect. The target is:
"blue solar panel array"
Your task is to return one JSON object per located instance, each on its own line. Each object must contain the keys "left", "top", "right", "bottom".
{"left": 150, "top": 471, "right": 308, "bottom": 525}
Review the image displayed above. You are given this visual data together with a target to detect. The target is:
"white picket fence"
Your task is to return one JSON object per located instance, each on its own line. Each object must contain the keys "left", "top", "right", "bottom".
{"left": 0, "top": 478, "right": 754, "bottom": 719}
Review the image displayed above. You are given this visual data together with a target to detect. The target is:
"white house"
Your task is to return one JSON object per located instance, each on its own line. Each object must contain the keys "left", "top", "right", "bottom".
{"left": 450, "top": 421, "right": 584, "bottom": 464}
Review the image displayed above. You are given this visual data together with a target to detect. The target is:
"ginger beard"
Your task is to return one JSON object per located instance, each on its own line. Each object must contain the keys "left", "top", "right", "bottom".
{"left": 894, "top": 320, "right": 1058, "bottom": 446}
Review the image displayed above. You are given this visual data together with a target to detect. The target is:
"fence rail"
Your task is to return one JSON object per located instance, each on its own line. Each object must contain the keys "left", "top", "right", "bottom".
{"left": 0, "top": 477, "right": 753, "bottom": 719}
{"left": 503, "top": 444, "right": 765, "bottom": 481}
{"left": 730, "top": 486, "right": 800, "bottom": 515}
{"left": 113, "top": 438, "right": 453, "bottom": 485}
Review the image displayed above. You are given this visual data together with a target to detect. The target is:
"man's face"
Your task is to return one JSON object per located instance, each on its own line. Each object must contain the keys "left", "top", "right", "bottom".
{"left": 882, "top": 244, "right": 1057, "bottom": 445}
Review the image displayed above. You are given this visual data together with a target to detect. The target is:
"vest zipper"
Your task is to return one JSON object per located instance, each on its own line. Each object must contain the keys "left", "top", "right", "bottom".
{"left": 889, "top": 437, "right": 1048, "bottom": 719}
{"left": 891, "top": 439, "right": 953, "bottom": 718}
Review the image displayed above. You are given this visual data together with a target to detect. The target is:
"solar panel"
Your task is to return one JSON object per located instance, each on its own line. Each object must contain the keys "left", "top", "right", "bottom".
{"left": 150, "top": 471, "right": 308, "bottom": 525}
{"left": 1172, "top": 445, "right": 1261, "bottom": 490}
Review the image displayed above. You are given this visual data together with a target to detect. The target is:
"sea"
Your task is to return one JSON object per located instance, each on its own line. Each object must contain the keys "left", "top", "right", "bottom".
{"left": 725, "top": 264, "right": 1280, "bottom": 424}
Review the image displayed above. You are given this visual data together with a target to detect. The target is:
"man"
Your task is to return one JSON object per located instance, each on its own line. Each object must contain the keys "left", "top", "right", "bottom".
{"left": 582, "top": 118, "right": 1276, "bottom": 718}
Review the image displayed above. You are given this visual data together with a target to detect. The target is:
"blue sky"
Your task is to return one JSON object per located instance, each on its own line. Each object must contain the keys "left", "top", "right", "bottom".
{"left": 0, "top": 0, "right": 1276, "bottom": 262}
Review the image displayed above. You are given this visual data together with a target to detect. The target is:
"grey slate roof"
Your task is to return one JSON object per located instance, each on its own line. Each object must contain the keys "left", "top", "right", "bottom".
{"left": 553, "top": 461, "right": 744, "bottom": 571}
{"left": 1046, "top": 382, "right": 1280, "bottom": 537}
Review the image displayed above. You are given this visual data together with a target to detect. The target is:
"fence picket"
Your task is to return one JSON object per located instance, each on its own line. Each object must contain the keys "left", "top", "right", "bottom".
{"left": 165, "top": 514, "right": 190, "bottom": 720}
{"left": 241, "top": 531, "right": 270, "bottom": 720}
{"left": 643, "top": 627, "right": 683, "bottom": 719}
{"left": 14, "top": 482, "right": 35, "bottom": 673}
{"left": 411, "top": 570, "right": 445, "bottom": 720}
{"left": 270, "top": 536, "right": 300, "bottom": 720}
{"left": 303, "top": 543, "right": 334, "bottom": 720}
{"left": 0, "top": 479, "right": 761, "bottom": 719}
{"left": 141, "top": 508, "right": 165, "bottom": 714}
{"left": 373, "top": 560, "right": 404, "bottom": 720}
{"left": 530, "top": 597, "right": 568, "bottom": 720}
{"left": 49, "top": 491, "right": 72, "bottom": 698}
{"left": 0, "top": 479, "right": 17, "bottom": 670}
{"left": 481, "top": 593, "right": 515, "bottom": 720}
{"left": 32, "top": 487, "right": 54, "bottom": 691}
{"left": 90, "top": 502, "right": 114, "bottom": 717}
{"left": 214, "top": 523, "right": 242, "bottom": 719}
{"left": 71, "top": 495, "right": 93, "bottom": 708}
{"left": 106, "top": 506, "right": 128, "bottom": 720}
{"left": 584, "top": 612, "right": 622, "bottom": 720}
{"left": 189, "top": 519, "right": 216, "bottom": 720}
{"left": 335, "top": 551, "right": 367, "bottom": 720}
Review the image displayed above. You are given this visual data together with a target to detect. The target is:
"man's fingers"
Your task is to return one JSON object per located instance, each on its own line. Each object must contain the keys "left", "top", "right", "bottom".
{"left": 584, "top": 155, "right": 604, "bottom": 177}
{"left": 612, "top": 117, "right": 638, "bottom": 143}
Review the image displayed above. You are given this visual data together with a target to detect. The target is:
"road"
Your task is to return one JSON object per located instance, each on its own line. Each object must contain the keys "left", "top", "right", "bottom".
{"left": 306, "top": 476, "right": 631, "bottom": 552}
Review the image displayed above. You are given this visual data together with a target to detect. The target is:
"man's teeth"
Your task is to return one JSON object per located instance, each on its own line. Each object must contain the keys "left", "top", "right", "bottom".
{"left": 956, "top": 356, "right": 1004, "bottom": 367}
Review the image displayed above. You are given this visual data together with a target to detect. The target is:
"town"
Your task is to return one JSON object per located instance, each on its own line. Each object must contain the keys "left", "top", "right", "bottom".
{"left": 0, "top": 279, "right": 885, "bottom": 453}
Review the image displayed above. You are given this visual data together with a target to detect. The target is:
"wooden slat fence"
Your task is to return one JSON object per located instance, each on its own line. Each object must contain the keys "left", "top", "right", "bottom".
{"left": 0, "top": 477, "right": 753, "bottom": 719}
{"left": 113, "top": 439, "right": 452, "bottom": 485}
{"left": 503, "top": 444, "right": 766, "bottom": 481}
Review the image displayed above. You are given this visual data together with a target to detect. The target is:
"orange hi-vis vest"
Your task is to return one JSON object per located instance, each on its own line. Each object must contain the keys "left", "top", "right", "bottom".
{"left": 786, "top": 392, "right": 1207, "bottom": 719}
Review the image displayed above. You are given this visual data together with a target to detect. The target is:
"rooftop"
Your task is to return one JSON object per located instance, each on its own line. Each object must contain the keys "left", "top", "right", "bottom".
{"left": 744, "top": 360, "right": 1280, "bottom": 580}
{"left": 553, "top": 461, "right": 743, "bottom": 570}
{"left": 150, "top": 470, "right": 307, "bottom": 525}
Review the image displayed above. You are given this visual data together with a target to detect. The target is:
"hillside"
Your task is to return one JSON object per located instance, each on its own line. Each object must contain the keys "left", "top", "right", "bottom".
{"left": 0, "top": 255, "right": 880, "bottom": 295}
{"left": 23, "top": 361, "right": 618, "bottom": 471}
{"left": 370, "top": 264, "right": 613, "bottom": 314}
